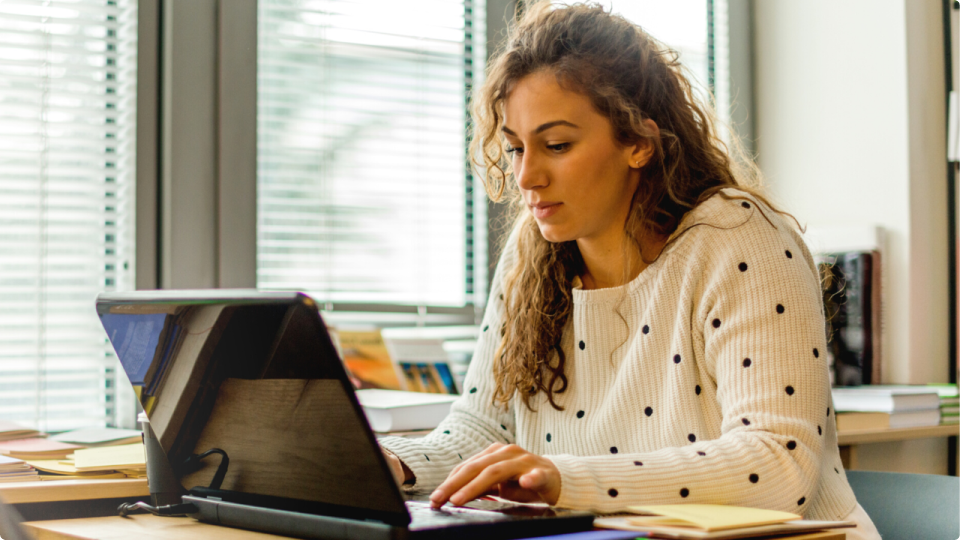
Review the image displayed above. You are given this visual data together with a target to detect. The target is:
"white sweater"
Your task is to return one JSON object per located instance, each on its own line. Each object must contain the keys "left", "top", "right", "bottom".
{"left": 380, "top": 188, "right": 859, "bottom": 520}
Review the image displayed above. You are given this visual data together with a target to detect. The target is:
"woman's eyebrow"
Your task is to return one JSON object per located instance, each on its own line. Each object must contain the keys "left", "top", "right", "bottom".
{"left": 501, "top": 120, "right": 580, "bottom": 137}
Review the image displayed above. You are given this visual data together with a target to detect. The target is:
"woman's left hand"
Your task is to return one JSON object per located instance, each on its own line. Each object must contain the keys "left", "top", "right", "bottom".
{"left": 429, "top": 443, "right": 561, "bottom": 508}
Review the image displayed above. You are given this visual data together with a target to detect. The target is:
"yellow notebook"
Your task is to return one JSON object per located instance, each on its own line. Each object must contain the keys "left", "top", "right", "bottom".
{"left": 625, "top": 504, "right": 801, "bottom": 532}
{"left": 73, "top": 443, "right": 146, "bottom": 471}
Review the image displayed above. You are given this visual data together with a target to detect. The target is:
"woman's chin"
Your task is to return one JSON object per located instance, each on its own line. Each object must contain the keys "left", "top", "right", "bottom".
{"left": 536, "top": 223, "right": 574, "bottom": 244}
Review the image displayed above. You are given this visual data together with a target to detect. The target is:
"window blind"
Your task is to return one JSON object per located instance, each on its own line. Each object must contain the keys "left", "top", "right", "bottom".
{"left": 257, "top": 0, "right": 487, "bottom": 309}
{"left": 0, "top": 0, "right": 137, "bottom": 431}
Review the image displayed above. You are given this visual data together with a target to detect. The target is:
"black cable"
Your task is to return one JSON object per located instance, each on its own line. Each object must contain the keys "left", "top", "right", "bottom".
{"left": 180, "top": 448, "right": 229, "bottom": 490}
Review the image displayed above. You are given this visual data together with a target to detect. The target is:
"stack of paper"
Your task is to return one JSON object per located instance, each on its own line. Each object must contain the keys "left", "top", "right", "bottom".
{"left": 31, "top": 443, "right": 147, "bottom": 480}
{"left": 356, "top": 389, "right": 458, "bottom": 433}
{"left": 0, "top": 421, "right": 43, "bottom": 442}
{"left": 594, "top": 504, "right": 855, "bottom": 539}
{"left": 0, "top": 438, "right": 80, "bottom": 460}
{"left": 50, "top": 427, "right": 142, "bottom": 447}
{"left": 0, "top": 455, "right": 40, "bottom": 483}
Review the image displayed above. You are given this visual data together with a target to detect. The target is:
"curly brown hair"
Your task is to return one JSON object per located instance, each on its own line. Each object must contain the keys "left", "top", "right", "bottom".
{"left": 471, "top": 2, "right": 787, "bottom": 412}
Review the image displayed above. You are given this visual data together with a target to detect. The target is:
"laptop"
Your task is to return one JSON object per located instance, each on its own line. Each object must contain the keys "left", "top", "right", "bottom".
{"left": 96, "top": 290, "right": 595, "bottom": 539}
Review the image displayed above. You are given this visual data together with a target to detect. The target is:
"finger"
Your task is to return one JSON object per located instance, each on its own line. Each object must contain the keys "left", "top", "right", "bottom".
{"left": 447, "top": 456, "right": 533, "bottom": 507}
{"left": 494, "top": 480, "right": 542, "bottom": 503}
{"left": 431, "top": 444, "right": 516, "bottom": 506}
{"left": 444, "top": 442, "right": 501, "bottom": 480}
{"left": 518, "top": 468, "right": 548, "bottom": 491}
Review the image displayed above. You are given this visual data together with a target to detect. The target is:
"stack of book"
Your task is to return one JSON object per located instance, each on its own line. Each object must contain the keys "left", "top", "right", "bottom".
{"left": 922, "top": 384, "right": 960, "bottom": 424}
{"left": 832, "top": 386, "right": 943, "bottom": 431}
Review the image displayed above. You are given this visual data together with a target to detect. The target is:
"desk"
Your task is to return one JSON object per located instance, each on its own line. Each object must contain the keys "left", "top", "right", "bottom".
{"left": 0, "top": 479, "right": 148, "bottom": 505}
{"left": 836, "top": 424, "right": 960, "bottom": 470}
{"left": 20, "top": 515, "right": 845, "bottom": 540}
{"left": 22, "top": 515, "right": 290, "bottom": 540}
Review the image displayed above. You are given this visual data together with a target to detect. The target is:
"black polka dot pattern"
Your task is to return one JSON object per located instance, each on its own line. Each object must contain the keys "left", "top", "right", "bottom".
{"left": 818, "top": 425, "right": 822, "bottom": 435}
{"left": 443, "top": 430, "right": 450, "bottom": 434}
{"left": 749, "top": 473, "right": 759, "bottom": 483}
{"left": 741, "top": 202, "right": 751, "bottom": 209}
{"left": 577, "top": 410, "right": 585, "bottom": 418}
{"left": 579, "top": 340, "right": 585, "bottom": 350}
{"left": 469, "top": 387, "right": 477, "bottom": 394}
{"left": 425, "top": 455, "right": 430, "bottom": 461}
{"left": 834, "top": 467, "right": 839, "bottom": 474}
{"left": 482, "top": 325, "right": 489, "bottom": 332}
{"left": 546, "top": 433, "right": 551, "bottom": 442}
{"left": 798, "top": 497, "right": 806, "bottom": 506}
{"left": 827, "top": 407, "right": 831, "bottom": 416}
{"left": 697, "top": 451, "right": 706, "bottom": 456}
{"left": 786, "top": 250, "right": 793, "bottom": 259}
{"left": 608, "top": 489, "right": 618, "bottom": 497}
{"left": 642, "top": 325, "right": 650, "bottom": 334}
{"left": 645, "top": 407, "right": 653, "bottom": 416}
{"left": 500, "top": 424, "right": 507, "bottom": 430}
{"left": 695, "top": 385, "right": 701, "bottom": 395}
{"left": 634, "top": 461, "right": 643, "bottom": 466}
{"left": 688, "top": 434, "right": 696, "bottom": 443}
{"left": 743, "top": 358, "right": 752, "bottom": 367}
{"left": 674, "top": 354, "right": 682, "bottom": 364}
{"left": 738, "top": 262, "right": 748, "bottom": 272}
{"left": 610, "top": 447, "right": 618, "bottom": 454}
{"left": 458, "top": 453, "right": 462, "bottom": 460}
{"left": 742, "top": 418, "right": 750, "bottom": 426}
{"left": 785, "top": 386, "right": 795, "bottom": 396}
{"left": 814, "top": 348, "right": 820, "bottom": 358}
{"left": 787, "top": 440, "right": 797, "bottom": 450}
{"left": 680, "top": 488, "right": 690, "bottom": 498}
{"left": 712, "top": 318, "right": 721, "bottom": 328}
{"left": 776, "top": 304, "right": 785, "bottom": 314}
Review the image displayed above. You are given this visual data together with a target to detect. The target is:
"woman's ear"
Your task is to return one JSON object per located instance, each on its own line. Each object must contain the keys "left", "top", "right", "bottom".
{"left": 629, "top": 119, "right": 659, "bottom": 169}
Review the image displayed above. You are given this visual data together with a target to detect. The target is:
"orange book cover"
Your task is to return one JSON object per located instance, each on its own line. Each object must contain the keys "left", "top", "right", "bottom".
{"left": 338, "top": 330, "right": 403, "bottom": 390}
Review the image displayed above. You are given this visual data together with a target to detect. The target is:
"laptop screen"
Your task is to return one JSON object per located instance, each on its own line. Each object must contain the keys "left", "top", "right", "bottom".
{"left": 97, "top": 291, "right": 408, "bottom": 521}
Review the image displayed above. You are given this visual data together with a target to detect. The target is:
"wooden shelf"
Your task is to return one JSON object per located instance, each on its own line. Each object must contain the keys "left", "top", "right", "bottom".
{"left": 0, "top": 478, "right": 148, "bottom": 505}
{"left": 837, "top": 423, "right": 959, "bottom": 446}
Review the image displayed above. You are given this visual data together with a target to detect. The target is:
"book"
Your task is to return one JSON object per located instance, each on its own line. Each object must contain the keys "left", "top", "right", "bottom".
{"left": 0, "top": 438, "right": 81, "bottom": 460}
{"left": 593, "top": 504, "right": 855, "bottom": 539}
{"left": 73, "top": 442, "right": 146, "bottom": 472}
{"left": 49, "top": 427, "right": 142, "bottom": 447}
{"left": 337, "top": 329, "right": 404, "bottom": 390}
{"left": 819, "top": 250, "right": 882, "bottom": 386}
{"left": 831, "top": 387, "right": 940, "bottom": 413}
{"left": 835, "top": 409, "right": 941, "bottom": 431}
{"left": 0, "top": 421, "right": 42, "bottom": 442}
{"left": 356, "top": 389, "right": 458, "bottom": 432}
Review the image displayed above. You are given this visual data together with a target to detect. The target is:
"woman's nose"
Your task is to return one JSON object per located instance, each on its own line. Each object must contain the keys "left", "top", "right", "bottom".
{"left": 515, "top": 153, "right": 547, "bottom": 191}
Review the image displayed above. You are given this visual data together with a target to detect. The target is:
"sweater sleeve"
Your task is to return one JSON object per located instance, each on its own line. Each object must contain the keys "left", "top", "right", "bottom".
{"left": 547, "top": 197, "right": 831, "bottom": 514}
{"left": 378, "top": 226, "right": 520, "bottom": 493}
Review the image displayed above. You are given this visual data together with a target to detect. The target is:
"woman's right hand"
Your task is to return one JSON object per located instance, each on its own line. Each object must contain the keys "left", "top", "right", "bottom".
{"left": 382, "top": 447, "right": 414, "bottom": 486}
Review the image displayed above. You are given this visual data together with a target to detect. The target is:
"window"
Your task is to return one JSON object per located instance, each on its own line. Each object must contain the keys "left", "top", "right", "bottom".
{"left": 0, "top": 0, "right": 137, "bottom": 431}
{"left": 256, "top": 0, "right": 487, "bottom": 311}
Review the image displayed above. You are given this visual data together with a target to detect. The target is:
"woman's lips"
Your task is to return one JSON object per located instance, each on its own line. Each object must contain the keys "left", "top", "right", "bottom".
{"left": 530, "top": 202, "right": 562, "bottom": 220}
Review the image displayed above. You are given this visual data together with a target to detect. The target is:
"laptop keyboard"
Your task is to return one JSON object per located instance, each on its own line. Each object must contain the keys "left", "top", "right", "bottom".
{"left": 406, "top": 500, "right": 512, "bottom": 527}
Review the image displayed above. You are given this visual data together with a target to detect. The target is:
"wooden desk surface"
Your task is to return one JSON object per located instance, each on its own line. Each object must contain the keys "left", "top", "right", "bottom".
{"left": 0, "top": 478, "right": 148, "bottom": 505}
{"left": 837, "top": 423, "right": 959, "bottom": 445}
{"left": 22, "top": 514, "right": 292, "bottom": 540}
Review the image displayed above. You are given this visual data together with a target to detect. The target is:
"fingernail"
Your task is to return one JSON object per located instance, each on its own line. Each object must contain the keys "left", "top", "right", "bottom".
{"left": 430, "top": 490, "right": 440, "bottom": 501}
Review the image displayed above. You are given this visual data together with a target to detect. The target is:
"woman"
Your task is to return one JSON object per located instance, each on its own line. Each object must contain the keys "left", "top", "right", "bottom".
{"left": 379, "top": 3, "right": 879, "bottom": 538}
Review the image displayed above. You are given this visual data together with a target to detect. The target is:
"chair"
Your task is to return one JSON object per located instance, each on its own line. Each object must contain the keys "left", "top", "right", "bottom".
{"left": 845, "top": 470, "right": 960, "bottom": 540}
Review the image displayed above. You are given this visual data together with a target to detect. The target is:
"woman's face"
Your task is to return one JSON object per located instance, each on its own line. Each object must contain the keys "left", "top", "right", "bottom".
{"left": 502, "top": 70, "right": 653, "bottom": 244}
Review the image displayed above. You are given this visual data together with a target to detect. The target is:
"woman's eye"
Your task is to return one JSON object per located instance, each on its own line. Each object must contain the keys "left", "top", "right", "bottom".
{"left": 506, "top": 146, "right": 524, "bottom": 155}
{"left": 547, "top": 143, "right": 570, "bottom": 152}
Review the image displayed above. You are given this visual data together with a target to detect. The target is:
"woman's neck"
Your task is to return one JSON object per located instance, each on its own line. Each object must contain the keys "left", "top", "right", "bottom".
{"left": 577, "top": 230, "right": 666, "bottom": 290}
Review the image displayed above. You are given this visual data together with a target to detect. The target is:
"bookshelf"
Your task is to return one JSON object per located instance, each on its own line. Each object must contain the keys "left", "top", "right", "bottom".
{"left": 838, "top": 424, "right": 960, "bottom": 470}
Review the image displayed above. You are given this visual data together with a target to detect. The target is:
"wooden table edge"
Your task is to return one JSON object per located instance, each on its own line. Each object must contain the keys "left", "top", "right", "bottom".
{"left": 837, "top": 423, "right": 960, "bottom": 445}
{"left": 0, "top": 478, "right": 149, "bottom": 504}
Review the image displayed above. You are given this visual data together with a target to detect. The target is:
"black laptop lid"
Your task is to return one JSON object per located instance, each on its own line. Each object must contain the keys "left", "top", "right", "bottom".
{"left": 96, "top": 290, "right": 410, "bottom": 525}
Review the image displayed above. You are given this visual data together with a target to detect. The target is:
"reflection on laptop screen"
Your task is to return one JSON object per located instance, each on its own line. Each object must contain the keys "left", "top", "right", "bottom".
{"left": 97, "top": 292, "right": 407, "bottom": 518}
